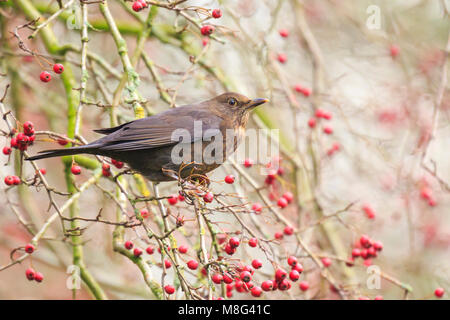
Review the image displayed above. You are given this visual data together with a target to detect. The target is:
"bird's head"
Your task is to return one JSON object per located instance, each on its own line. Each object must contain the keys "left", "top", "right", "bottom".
{"left": 211, "top": 92, "right": 268, "bottom": 124}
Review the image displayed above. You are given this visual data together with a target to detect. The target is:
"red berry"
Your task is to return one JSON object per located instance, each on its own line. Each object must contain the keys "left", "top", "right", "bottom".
{"left": 187, "top": 260, "right": 198, "bottom": 270}
{"left": 248, "top": 237, "right": 258, "bottom": 247}
{"left": 203, "top": 192, "right": 214, "bottom": 203}
{"left": 360, "top": 235, "right": 372, "bottom": 248}
{"left": 178, "top": 193, "right": 185, "bottom": 202}
{"left": 146, "top": 246, "right": 154, "bottom": 254}
{"left": 224, "top": 175, "right": 235, "bottom": 184}
{"left": 139, "top": 0, "right": 148, "bottom": 8}
{"left": 10, "top": 137, "right": 18, "bottom": 149}
{"left": 57, "top": 138, "right": 68, "bottom": 146}
{"left": 71, "top": 165, "right": 81, "bottom": 175}
{"left": 308, "top": 118, "right": 316, "bottom": 128}
{"left": 39, "top": 168, "right": 47, "bottom": 175}
{"left": 25, "top": 268, "right": 35, "bottom": 281}
{"left": 315, "top": 108, "right": 325, "bottom": 118}
{"left": 167, "top": 194, "right": 178, "bottom": 205}
{"left": 251, "top": 286, "right": 262, "bottom": 297}
{"left": 373, "top": 241, "right": 383, "bottom": 251}
{"left": 390, "top": 44, "right": 400, "bottom": 58}
{"left": 202, "top": 37, "right": 209, "bottom": 47}
{"left": 132, "top": 1, "right": 143, "bottom": 12}
{"left": 102, "top": 169, "right": 111, "bottom": 177}
{"left": 39, "top": 71, "right": 51, "bottom": 82}
{"left": 140, "top": 209, "right": 149, "bottom": 219}
{"left": 321, "top": 257, "right": 332, "bottom": 267}
{"left": 23, "top": 121, "right": 34, "bottom": 136}
{"left": 164, "top": 259, "right": 172, "bottom": 269}
{"left": 435, "top": 287, "right": 445, "bottom": 298}
{"left": 277, "top": 53, "right": 287, "bottom": 64}
{"left": 133, "top": 248, "right": 143, "bottom": 257}
{"left": 279, "top": 29, "right": 289, "bottom": 38}
{"left": 212, "top": 273, "right": 223, "bottom": 284}
{"left": 278, "top": 279, "right": 291, "bottom": 291}
{"left": 289, "top": 270, "right": 300, "bottom": 281}
{"left": 2, "top": 146, "right": 12, "bottom": 155}
{"left": 360, "top": 248, "right": 369, "bottom": 259}
{"left": 283, "top": 225, "right": 294, "bottom": 235}
{"left": 178, "top": 245, "right": 188, "bottom": 254}
{"left": 200, "top": 25, "right": 214, "bottom": 36}
{"left": 53, "top": 63, "right": 64, "bottom": 74}
{"left": 275, "top": 268, "right": 287, "bottom": 282}
{"left": 34, "top": 271, "right": 44, "bottom": 283}
{"left": 212, "top": 9, "right": 222, "bottom": 19}
{"left": 300, "top": 87, "right": 311, "bottom": 97}
{"left": 164, "top": 285, "right": 175, "bottom": 294}
{"left": 299, "top": 281, "right": 309, "bottom": 291}
{"left": 277, "top": 197, "right": 288, "bottom": 208}
{"left": 229, "top": 237, "right": 240, "bottom": 248}
{"left": 244, "top": 158, "right": 253, "bottom": 168}
{"left": 282, "top": 191, "right": 294, "bottom": 203}
{"left": 323, "top": 125, "right": 333, "bottom": 135}
{"left": 102, "top": 163, "right": 110, "bottom": 171}
{"left": 124, "top": 241, "right": 133, "bottom": 250}
{"left": 374, "top": 295, "right": 384, "bottom": 300}
{"left": 223, "top": 273, "right": 233, "bottom": 284}
{"left": 274, "top": 232, "right": 284, "bottom": 240}
{"left": 251, "top": 259, "right": 262, "bottom": 269}
{"left": 362, "top": 204, "right": 376, "bottom": 219}
{"left": 261, "top": 280, "right": 274, "bottom": 291}
{"left": 287, "top": 256, "right": 298, "bottom": 267}
{"left": 12, "top": 176, "right": 21, "bottom": 185}
{"left": 240, "top": 271, "right": 252, "bottom": 283}
{"left": 322, "top": 111, "right": 332, "bottom": 120}
{"left": 4, "top": 176, "right": 14, "bottom": 186}
{"left": 363, "top": 259, "right": 372, "bottom": 267}
{"left": 251, "top": 203, "right": 262, "bottom": 213}
{"left": 25, "top": 243, "right": 35, "bottom": 254}
{"left": 352, "top": 248, "right": 361, "bottom": 258}
{"left": 224, "top": 244, "right": 236, "bottom": 255}
{"left": 293, "top": 263, "right": 304, "bottom": 273}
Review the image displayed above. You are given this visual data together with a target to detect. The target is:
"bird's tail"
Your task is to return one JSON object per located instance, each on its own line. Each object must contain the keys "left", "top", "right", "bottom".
{"left": 26, "top": 145, "right": 95, "bottom": 161}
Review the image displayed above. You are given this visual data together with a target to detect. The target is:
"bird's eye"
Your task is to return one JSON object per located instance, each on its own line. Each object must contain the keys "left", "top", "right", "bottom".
{"left": 228, "top": 98, "right": 237, "bottom": 106}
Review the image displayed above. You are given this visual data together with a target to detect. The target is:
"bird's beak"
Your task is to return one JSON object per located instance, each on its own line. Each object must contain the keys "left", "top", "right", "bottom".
{"left": 247, "top": 98, "right": 269, "bottom": 109}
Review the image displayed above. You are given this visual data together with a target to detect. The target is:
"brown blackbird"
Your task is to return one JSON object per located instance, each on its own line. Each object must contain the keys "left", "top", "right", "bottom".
{"left": 26, "top": 92, "right": 268, "bottom": 182}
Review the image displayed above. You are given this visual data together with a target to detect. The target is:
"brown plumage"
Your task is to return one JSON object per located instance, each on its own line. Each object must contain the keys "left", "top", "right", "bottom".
{"left": 26, "top": 92, "right": 268, "bottom": 182}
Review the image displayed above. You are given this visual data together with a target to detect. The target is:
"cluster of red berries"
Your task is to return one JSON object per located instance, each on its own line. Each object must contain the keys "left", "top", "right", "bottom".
{"left": 307, "top": 108, "right": 334, "bottom": 135}
{"left": 7, "top": 121, "right": 36, "bottom": 152}
{"left": 131, "top": 0, "right": 148, "bottom": 12}
{"left": 39, "top": 63, "right": 64, "bottom": 83}
{"left": 4, "top": 175, "right": 21, "bottom": 186}
{"left": 348, "top": 235, "right": 383, "bottom": 267}
{"left": 219, "top": 254, "right": 308, "bottom": 298}
{"left": 25, "top": 268, "right": 44, "bottom": 283}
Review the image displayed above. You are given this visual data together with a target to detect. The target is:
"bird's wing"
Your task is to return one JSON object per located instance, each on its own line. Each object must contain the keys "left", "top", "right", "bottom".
{"left": 94, "top": 105, "right": 224, "bottom": 152}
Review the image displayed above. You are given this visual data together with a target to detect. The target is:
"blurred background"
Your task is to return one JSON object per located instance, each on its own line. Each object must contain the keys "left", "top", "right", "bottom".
{"left": 0, "top": 0, "right": 449, "bottom": 299}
